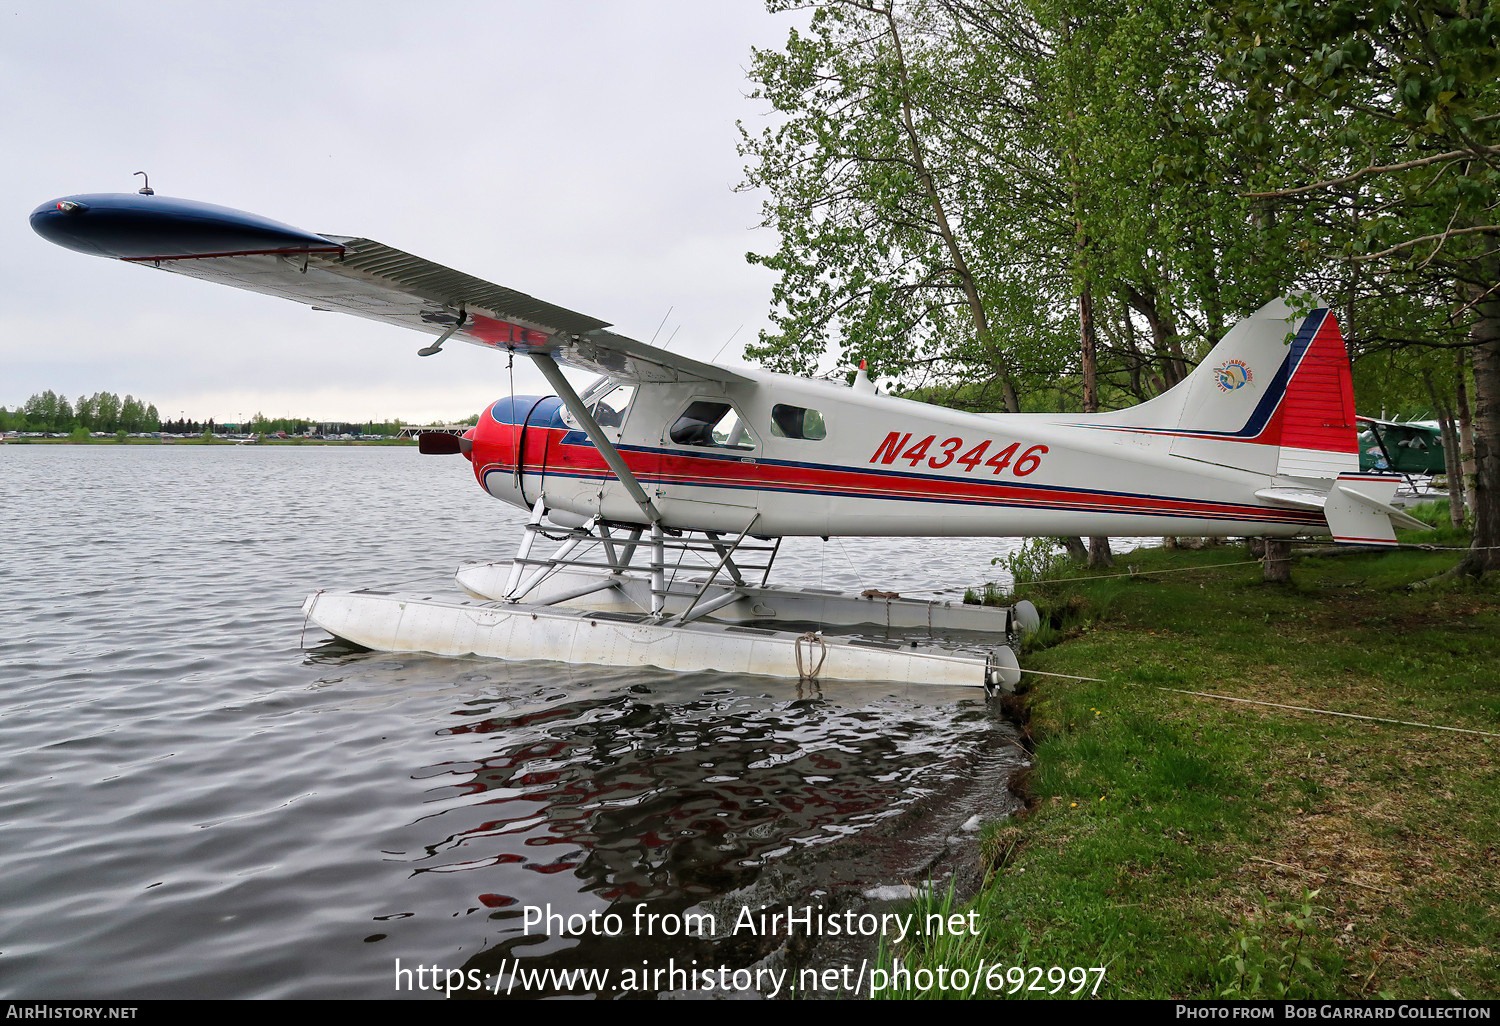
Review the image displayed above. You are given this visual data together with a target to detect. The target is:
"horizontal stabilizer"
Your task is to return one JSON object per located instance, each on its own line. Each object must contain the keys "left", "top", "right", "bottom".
{"left": 1336, "top": 480, "right": 1429, "bottom": 532}
{"left": 1322, "top": 473, "right": 1415, "bottom": 546}
{"left": 1259, "top": 474, "right": 1425, "bottom": 544}
{"left": 1254, "top": 486, "right": 1326, "bottom": 512}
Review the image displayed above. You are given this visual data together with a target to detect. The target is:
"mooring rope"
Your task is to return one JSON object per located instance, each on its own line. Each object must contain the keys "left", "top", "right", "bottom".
{"left": 1005, "top": 543, "right": 1500, "bottom": 591}
{"left": 1157, "top": 688, "right": 1500, "bottom": 738}
{"left": 1396, "top": 543, "right": 1500, "bottom": 551}
{"left": 1011, "top": 559, "right": 1266, "bottom": 587}
{"left": 795, "top": 631, "right": 827, "bottom": 681}
{"left": 1018, "top": 668, "right": 1107, "bottom": 682}
{"left": 1017, "top": 669, "right": 1497, "bottom": 738}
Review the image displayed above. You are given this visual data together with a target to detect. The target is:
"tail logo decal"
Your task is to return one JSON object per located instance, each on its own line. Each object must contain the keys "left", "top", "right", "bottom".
{"left": 1214, "top": 359, "right": 1252, "bottom": 392}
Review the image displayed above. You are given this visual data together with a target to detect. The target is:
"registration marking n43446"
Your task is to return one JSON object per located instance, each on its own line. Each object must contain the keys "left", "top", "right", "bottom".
{"left": 869, "top": 432, "right": 1048, "bottom": 476}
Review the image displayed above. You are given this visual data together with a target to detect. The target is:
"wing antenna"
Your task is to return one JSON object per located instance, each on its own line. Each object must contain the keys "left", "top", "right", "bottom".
{"left": 713, "top": 325, "right": 743, "bottom": 362}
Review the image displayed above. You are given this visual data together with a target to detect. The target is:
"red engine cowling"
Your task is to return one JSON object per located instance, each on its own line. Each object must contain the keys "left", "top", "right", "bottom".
{"left": 467, "top": 395, "right": 565, "bottom": 510}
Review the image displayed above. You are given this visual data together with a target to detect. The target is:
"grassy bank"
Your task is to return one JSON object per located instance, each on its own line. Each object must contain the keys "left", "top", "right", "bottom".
{"left": 888, "top": 529, "right": 1498, "bottom": 999}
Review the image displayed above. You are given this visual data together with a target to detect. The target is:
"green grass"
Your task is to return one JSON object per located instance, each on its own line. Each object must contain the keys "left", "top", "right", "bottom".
{"left": 881, "top": 537, "right": 1500, "bottom": 999}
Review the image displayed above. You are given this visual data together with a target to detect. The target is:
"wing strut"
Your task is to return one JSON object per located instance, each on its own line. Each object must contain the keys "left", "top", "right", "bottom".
{"left": 528, "top": 352, "right": 663, "bottom": 524}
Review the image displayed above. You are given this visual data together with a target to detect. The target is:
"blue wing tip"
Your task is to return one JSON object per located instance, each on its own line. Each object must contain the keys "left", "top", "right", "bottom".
{"left": 31, "top": 191, "right": 338, "bottom": 260}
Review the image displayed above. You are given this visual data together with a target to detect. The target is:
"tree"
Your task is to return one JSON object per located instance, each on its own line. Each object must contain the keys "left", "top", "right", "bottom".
{"left": 93, "top": 392, "right": 121, "bottom": 433}
{"left": 1210, "top": 0, "right": 1500, "bottom": 576}
{"left": 741, "top": 0, "right": 1086, "bottom": 410}
{"left": 1027, "top": 0, "right": 1306, "bottom": 396}
{"left": 744, "top": 0, "right": 1307, "bottom": 401}
{"left": 120, "top": 395, "right": 144, "bottom": 433}
{"left": 744, "top": 0, "right": 1312, "bottom": 565}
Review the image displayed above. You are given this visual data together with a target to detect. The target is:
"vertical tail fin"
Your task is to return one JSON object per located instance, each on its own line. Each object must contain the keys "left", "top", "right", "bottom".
{"left": 1268, "top": 307, "right": 1360, "bottom": 477}
{"left": 1092, "top": 298, "right": 1360, "bottom": 479}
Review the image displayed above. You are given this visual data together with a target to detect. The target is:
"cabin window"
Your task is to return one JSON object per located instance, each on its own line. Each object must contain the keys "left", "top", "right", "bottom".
{"left": 769, "top": 404, "right": 827, "bottom": 441}
{"left": 669, "top": 401, "right": 758, "bottom": 450}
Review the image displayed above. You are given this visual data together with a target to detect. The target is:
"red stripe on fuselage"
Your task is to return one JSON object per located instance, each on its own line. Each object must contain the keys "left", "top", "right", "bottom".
{"left": 470, "top": 417, "right": 1321, "bottom": 525}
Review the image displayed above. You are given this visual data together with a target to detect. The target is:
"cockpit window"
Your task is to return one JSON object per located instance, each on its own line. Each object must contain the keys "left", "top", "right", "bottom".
{"left": 769, "top": 404, "right": 827, "bottom": 440}
{"left": 669, "top": 401, "right": 758, "bottom": 450}
{"left": 560, "top": 383, "right": 636, "bottom": 435}
{"left": 592, "top": 385, "right": 635, "bottom": 429}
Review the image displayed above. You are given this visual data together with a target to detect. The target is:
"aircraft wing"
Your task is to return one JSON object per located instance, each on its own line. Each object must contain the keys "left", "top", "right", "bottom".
{"left": 30, "top": 193, "right": 751, "bottom": 387}
{"left": 182, "top": 235, "right": 750, "bottom": 385}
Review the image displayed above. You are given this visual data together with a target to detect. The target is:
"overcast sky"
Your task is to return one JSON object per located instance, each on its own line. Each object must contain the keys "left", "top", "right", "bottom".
{"left": 3, "top": 1, "right": 800, "bottom": 423}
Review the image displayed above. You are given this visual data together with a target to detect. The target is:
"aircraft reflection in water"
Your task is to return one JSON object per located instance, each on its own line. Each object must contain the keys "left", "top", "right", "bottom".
{"left": 413, "top": 685, "right": 996, "bottom": 898}
{"left": 373, "top": 670, "right": 1021, "bottom": 996}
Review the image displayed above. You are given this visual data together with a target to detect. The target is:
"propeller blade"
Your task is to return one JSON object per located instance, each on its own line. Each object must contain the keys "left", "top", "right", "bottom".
{"left": 418, "top": 432, "right": 463, "bottom": 455}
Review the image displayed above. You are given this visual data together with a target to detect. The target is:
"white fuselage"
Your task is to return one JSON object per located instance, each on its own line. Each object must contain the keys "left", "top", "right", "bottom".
{"left": 474, "top": 369, "right": 1326, "bottom": 540}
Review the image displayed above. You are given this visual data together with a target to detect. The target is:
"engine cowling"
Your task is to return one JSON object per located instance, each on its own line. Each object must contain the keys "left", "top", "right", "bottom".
{"left": 468, "top": 395, "right": 565, "bottom": 510}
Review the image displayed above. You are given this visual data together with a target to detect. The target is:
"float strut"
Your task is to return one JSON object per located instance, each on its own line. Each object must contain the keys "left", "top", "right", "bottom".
{"left": 671, "top": 514, "right": 760, "bottom": 625}
{"left": 650, "top": 522, "right": 667, "bottom": 616}
{"left": 503, "top": 497, "right": 548, "bottom": 599}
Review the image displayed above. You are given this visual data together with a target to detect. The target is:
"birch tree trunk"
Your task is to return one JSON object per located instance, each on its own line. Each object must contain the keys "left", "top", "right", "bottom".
{"left": 1078, "top": 277, "right": 1115, "bottom": 568}
{"left": 883, "top": 4, "right": 1020, "bottom": 414}
{"left": 1456, "top": 348, "right": 1477, "bottom": 522}
{"left": 1454, "top": 302, "right": 1500, "bottom": 577}
{"left": 1424, "top": 370, "right": 1467, "bottom": 529}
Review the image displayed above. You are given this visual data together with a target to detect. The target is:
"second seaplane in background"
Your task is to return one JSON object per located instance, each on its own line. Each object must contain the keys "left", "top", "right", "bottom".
{"left": 31, "top": 189, "right": 1424, "bottom": 690}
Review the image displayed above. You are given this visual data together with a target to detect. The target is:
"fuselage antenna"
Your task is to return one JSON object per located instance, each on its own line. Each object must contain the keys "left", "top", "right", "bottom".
{"left": 713, "top": 325, "right": 743, "bottom": 363}
{"left": 649, "top": 306, "right": 673, "bottom": 347}
{"left": 134, "top": 172, "right": 154, "bottom": 196}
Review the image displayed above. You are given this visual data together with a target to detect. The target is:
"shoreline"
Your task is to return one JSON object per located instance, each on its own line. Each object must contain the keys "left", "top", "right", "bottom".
{"left": 878, "top": 529, "right": 1499, "bottom": 999}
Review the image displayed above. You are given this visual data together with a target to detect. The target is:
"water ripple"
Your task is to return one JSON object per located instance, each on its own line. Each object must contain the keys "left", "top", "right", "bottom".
{"left": 0, "top": 445, "right": 1024, "bottom": 997}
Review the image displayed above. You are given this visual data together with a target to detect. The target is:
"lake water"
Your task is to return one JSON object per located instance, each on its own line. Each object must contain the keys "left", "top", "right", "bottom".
{"left": 0, "top": 445, "right": 1028, "bottom": 998}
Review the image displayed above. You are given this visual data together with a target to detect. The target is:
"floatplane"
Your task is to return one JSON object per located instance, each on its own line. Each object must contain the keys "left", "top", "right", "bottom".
{"left": 31, "top": 189, "right": 1423, "bottom": 691}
